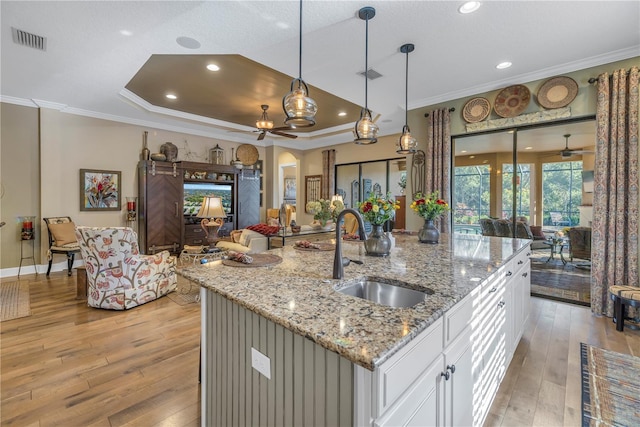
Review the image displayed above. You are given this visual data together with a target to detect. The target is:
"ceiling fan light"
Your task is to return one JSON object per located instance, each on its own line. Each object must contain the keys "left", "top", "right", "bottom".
{"left": 354, "top": 108, "right": 378, "bottom": 144}
{"left": 256, "top": 119, "right": 274, "bottom": 129}
{"left": 283, "top": 79, "right": 317, "bottom": 127}
{"left": 397, "top": 125, "right": 417, "bottom": 154}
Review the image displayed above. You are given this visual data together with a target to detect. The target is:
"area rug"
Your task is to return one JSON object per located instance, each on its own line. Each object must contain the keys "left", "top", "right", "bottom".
{"left": 581, "top": 343, "right": 640, "bottom": 426}
{"left": 166, "top": 278, "right": 201, "bottom": 306}
{"left": 0, "top": 281, "right": 31, "bottom": 321}
{"left": 530, "top": 249, "right": 591, "bottom": 306}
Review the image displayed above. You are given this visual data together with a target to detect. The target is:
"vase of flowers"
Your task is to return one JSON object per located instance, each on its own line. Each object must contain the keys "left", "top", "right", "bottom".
{"left": 357, "top": 192, "right": 399, "bottom": 256}
{"left": 306, "top": 198, "right": 344, "bottom": 229}
{"left": 410, "top": 191, "right": 451, "bottom": 244}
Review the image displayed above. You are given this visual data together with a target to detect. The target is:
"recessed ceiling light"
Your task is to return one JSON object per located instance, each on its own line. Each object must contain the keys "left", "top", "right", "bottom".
{"left": 458, "top": 2, "right": 481, "bottom": 14}
{"left": 206, "top": 64, "right": 220, "bottom": 72}
{"left": 166, "top": 94, "right": 177, "bottom": 100}
{"left": 470, "top": 155, "right": 476, "bottom": 158}
{"left": 496, "top": 61, "right": 512, "bottom": 69}
{"left": 525, "top": 146, "right": 533, "bottom": 150}
{"left": 461, "top": 150, "right": 467, "bottom": 153}
{"left": 338, "top": 111, "right": 347, "bottom": 117}
{"left": 120, "top": 30, "right": 133, "bottom": 36}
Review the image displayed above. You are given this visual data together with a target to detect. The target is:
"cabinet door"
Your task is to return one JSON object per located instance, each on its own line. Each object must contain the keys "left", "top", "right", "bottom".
{"left": 142, "top": 163, "right": 183, "bottom": 253}
{"left": 443, "top": 330, "right": 474, "bottom": 427}
{"left": 237, "top": 169, "right": 260, "bottom": 229}
{"left": 375, "top": 355, "right": 445, "bottom": 427}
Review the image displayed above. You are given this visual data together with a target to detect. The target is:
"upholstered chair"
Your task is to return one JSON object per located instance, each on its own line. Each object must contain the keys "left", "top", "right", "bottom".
{"left": 479, "top": 218, "right": 496, "bottom": 236}
{"left": 492, "top": 219, "right": 512, "bottom": 237}
{"left": 43, "top": 216, "right": 81, "bottom": 276}
{"left": 568, "top": 227, "right": 592, "bottom": 262}
{"left": 75, "top": 226, "right": 177, "bottom": 310}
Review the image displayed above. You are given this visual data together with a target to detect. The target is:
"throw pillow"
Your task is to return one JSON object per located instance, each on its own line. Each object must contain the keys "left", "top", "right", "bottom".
{"left": 267, "top": 217, "right": 280, "bottom": 227}
{"left": 49, "top": 222, "right": 77, "bottom": 246}
{"left": 246, "top": 224, "right": 280, "bottom": 236}
{"left": 230, "top": 230, "right": 243, "bottom": 244}
{"left": 530, "top": 225, "right": 545, "bottom": 238}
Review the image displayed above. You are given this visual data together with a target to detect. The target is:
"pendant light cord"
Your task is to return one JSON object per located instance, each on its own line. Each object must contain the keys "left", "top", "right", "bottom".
{"left": 298, "top": 0, "right": 303, "bottom": 80}
{"left": 405, "top": 49, "right": 409, "bottom": 126}
{"left": 364, "top": 15, "right": 369, "bottom": 110}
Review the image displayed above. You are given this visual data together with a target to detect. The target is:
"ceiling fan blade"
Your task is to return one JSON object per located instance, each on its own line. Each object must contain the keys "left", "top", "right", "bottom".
{"left": 257, "top": 131, "right": 266, "bottom": 141}
{"left": 271, "top": 126, "right": 296, "bottom": 132}
{"left": 270, "top": 130, "right": 298, "bottom": 139}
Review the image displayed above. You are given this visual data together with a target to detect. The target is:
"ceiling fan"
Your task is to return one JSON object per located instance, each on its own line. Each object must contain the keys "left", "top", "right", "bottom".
{"left": 559, "top": 134, "right": 594, "bottom": 157}
{"left": 254, "top": 105, "right": 297, "bottom": 141}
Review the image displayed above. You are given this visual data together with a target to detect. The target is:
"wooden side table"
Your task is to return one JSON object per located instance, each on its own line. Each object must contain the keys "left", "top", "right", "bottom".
{"left": 76, "top": 266, "right": 87, "bottom": 299}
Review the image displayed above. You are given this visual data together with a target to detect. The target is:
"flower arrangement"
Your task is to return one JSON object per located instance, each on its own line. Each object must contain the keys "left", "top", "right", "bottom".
{"left": 410, "top": 191, "right": 451, "bottom": 221}
{"left": 306, "top": 198, "right": 344, "bottom": 226}
{"left": 357, "top": 192, "right": 399, "bottom": 225}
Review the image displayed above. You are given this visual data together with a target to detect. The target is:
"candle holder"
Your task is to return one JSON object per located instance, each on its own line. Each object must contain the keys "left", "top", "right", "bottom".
{"left": 126, "top": 197, "right": 137, "bottom": 221}
{"left": 19, "top": 216, "right": 35, "bottom": 240}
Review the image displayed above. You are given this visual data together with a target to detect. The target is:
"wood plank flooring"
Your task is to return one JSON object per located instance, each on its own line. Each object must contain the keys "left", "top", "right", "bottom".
{"left": 1, "top": 273, "right": 201, "bottom": 427}
{"left": 1, "top": 272, "right": 638, "bottom": 426}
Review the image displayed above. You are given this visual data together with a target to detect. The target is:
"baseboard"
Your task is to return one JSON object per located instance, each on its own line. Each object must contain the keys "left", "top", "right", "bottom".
{"left": 1, "top": 260, "right": 84, "bottom": 279}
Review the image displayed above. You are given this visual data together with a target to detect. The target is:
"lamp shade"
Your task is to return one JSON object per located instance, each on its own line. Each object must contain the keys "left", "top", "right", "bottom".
{"left": 196, "top": 197, "right": 226, "bottom": 219}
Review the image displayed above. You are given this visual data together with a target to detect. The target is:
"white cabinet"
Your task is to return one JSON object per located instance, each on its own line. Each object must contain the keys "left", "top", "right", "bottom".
{"left": 443, "top": 329, "right": 474, "bottom": 427}
{"left": 357, "top": 248, "right": 531, "bottom": 427}
{"left": 375, "top": 355, "right": 444, "bottom": 427}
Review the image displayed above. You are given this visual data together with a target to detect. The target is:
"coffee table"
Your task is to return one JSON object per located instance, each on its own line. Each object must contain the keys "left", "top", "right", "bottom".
{"left": 542, "top": 239, "right": 567, "bottom": 264}
{"left": 267, "top": 227, "right": 335, "bottom": 249}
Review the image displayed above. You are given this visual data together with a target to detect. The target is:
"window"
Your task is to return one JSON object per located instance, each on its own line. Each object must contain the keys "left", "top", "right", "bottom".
{"left": 502, "top": 163, "right": 531, "bottom": 220}
{"left": 453, "top": 165, "right": 491, "bottom": 227}
{"left": 542, "top": 160, "right": 583, "bottom": 227}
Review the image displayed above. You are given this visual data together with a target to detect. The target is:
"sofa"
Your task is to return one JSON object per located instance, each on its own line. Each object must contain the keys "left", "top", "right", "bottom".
{"left": 75, "top": 226, "right": 177, "bottom": 310}
{"left": 479, "top": 217, "right": 547, "bottom": 250}
{"left": 215, "top": 228, "right": 269, "bottom": 254}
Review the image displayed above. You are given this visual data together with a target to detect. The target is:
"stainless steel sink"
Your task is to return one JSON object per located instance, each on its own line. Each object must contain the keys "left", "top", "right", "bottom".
{"left": 335, "top": 279, "right": 432, "bottom": 308}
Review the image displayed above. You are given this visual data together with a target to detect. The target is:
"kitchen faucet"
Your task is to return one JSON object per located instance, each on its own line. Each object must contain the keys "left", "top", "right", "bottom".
{"left": 333, "top": 209, "right": 367, "bottom": 279}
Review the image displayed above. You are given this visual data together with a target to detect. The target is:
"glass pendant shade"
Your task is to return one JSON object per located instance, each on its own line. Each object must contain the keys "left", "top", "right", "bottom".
{"left": 396, "top": 43, "right": 417, "bottom": 154}
{"left": 282, "top": 0, "right": 317, "bottom": 128}
{"left": 397, "top": 125, "right": 417, "bottom": 154}
{"left": 354, "top": 108, "right": 378, "bottom": 144}
{"left": 354, "top": 6, "right": 377, "bottom": 145}
{"left": 283, "top": 78, "right": 317, "bottom": 127}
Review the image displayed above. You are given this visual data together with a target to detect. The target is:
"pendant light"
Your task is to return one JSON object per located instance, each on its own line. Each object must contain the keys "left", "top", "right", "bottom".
{"left": 396, "top": 43, "right": 417, "bottom": 154}
{"left": 354, "top": 6, "right": 378, "bottom": 145}
{"left": 282, "top": 0, "right": 317, "bottom": 128}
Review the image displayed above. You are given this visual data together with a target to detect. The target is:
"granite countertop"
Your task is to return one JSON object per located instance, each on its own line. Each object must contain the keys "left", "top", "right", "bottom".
{"left": 178, "top": 233, "right": 530, "bottom": 370}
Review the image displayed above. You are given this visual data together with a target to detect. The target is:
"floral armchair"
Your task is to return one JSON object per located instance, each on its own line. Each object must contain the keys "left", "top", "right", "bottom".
{"left": 75, "top": 226, "right": 177, "bottom": 310}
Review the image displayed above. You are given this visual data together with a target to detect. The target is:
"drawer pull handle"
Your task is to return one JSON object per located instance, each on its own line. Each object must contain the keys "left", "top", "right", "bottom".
{"left": 193, "top": 228, "right": 203, "bottom": 234}
{"left": 498, "top": 301, "right": 506, "bottom": 308}
{"left": 522, "top": 272, "right": 528, "bottom": 278}
{"left": 526, "top": 252, "right": 531, "bottom": 257}
{"left": 441, "top": 370, "right": 450, "bottom": 380}
{"left": 193, "top": 239, "right": 203, "bottom": 244}
{"left": 447, "top": 364, "right": 456, "bottom": 374}
{"left": 489, "top": 287, "right": 497, "bottom": 293}
{"left": 518, "top": 260, "right": 524, "bottom": 265}
{"left": 506, "top": 271, "right": 513, "bottom": 277}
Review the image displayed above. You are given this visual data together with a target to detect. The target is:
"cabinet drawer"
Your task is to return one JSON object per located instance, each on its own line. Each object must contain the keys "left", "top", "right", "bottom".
{"left": 184, "top": 237, "right": 206, "bottom": 246}
{"left": 512, "top": 248, "right": 531, "bottom": 272}
{"left": 377, "top": 318, "right": 443, "bottom": 413}
{"left": 184, "top": 224, "right": 206, "bottom": 238}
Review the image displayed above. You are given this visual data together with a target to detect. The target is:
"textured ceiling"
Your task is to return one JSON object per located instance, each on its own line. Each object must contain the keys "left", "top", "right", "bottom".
{"left": 1, "top": 1, "right": 639, "bottom": 148}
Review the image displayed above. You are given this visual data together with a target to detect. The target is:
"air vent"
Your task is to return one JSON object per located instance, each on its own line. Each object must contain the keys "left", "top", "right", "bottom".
{"left": 12, "top": 27, "right": 47, "bottom": 51}
{"left": 358, "top": 69, "right": 382, "bottom": 80}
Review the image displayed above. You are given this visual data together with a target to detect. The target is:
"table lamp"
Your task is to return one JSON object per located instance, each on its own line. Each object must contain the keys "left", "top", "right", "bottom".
{"left": 196, "top": 196, "right": 227, "bottom": 246}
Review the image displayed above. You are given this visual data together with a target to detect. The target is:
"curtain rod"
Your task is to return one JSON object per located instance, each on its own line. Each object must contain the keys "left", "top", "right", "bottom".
{"left": 424, "top": 107, "right": 455, "bottom": 117}
{"left": 589, "top": 68, "right": 634, "bottom": 84}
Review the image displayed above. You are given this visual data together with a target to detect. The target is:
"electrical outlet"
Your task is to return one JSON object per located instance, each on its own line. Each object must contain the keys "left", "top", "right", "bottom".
{"left": 251, "top": 347, "right": 271, "bottom": 379}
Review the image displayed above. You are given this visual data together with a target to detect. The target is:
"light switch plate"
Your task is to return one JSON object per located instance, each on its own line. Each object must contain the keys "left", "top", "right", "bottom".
{"left": 251, "top": 347, "right": 271, "bottom": 379}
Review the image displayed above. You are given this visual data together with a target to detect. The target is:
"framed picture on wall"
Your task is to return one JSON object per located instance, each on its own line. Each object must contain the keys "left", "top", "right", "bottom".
{"left": 79, "top": 169, "right": 121, "bottom": 211}
{"left": 284, "top": 177, "right": 296, "bottom": 199}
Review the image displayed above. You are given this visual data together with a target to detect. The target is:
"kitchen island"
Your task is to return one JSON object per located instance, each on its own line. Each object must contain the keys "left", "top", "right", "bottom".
{"left": 179, "top": 233, "right": 532, "bottom": 426}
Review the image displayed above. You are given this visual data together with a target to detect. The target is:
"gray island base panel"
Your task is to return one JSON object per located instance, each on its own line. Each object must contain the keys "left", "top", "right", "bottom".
{"left": 180, "top": 233, "right": 532, "bottom": 426}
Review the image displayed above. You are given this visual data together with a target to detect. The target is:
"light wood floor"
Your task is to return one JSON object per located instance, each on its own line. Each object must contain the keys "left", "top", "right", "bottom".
{"left": 1, "top": 272, "right": 201, "bottom": 427}
{"left": 1, "top": 272, "right": 639, "bottom": 427}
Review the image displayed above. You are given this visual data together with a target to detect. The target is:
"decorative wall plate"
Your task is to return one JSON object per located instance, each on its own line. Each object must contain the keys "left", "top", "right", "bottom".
{"left": 494, "top": 85, "right": 531, "bottom": 118}
{"left": 236, "top": 144, "right": 259, "bottom": 166}
{"left": 537, "top": 76, "right": 578, "bottom": 109}
{"left": 462, "top": 97, "right": 491, "bottom": 123}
